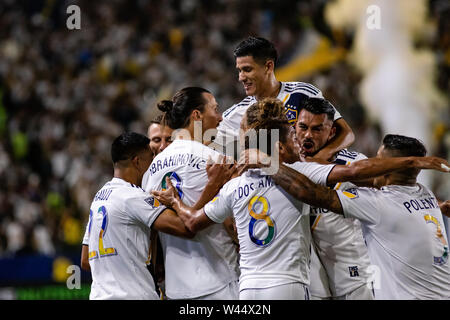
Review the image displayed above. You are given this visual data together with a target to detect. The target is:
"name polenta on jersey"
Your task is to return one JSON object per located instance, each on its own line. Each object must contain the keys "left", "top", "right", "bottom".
{"left": 403, "top": 197, "right": 439, "bottom": 213}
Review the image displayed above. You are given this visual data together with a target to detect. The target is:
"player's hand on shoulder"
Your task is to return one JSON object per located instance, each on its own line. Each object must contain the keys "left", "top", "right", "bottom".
{"left": 236, "top": 149, "right": 271, "bottom": 175}
{"left": 152, "top": 176, "right": 179, "bottom": 208}
{"left": 206, "top": 154, "right": 237, "bottom": 186}
{"left": 439, "top": 200, "right": 450, "bottom": 218}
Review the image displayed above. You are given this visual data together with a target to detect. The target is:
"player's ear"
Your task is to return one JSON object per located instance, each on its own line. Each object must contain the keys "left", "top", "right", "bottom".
{"left": 328, "top": 125, "right": 337, "bottom": 142}
{"left": 131, "top": 155, "right": 140, "bottom": 169}
{"left": 191, "top": 109, "right": 202, "bottom": 121}
{"left": 275, "top": 140, "right": 283, "bottom": 157}
{"left": 265, "top": 59, "right": 274, "bottom": 73}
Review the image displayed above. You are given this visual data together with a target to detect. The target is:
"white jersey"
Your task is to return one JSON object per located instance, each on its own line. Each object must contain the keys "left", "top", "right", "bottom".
{"left": 142, "top": 139, "right": 240, "bottom": 299}
{"left": 83, "top": 178, "right": 164, "bottom": 300}
{"left": 309, "top": 150, "right": 372, "bottom": 297}
{"left": 337, "top": 183, "right": 450, "bottom": 300}
{"left": 204, "top": 162, "right": 335, "bottom": 291}
{"left": 214, "top": 81, "right": 341, "bottom": 151}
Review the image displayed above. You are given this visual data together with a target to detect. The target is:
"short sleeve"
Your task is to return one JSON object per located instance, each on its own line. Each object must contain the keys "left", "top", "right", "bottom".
{"left": 124, "top": 193, "right": 167, "bottom": 228}
{"left": 356, "top": 153, "right": 368, "bottom": 161}
{"left": 332, "top": 107, "right": 342, "bottom": 121}
{"left": 327, "top": 100, "right": 342, "bottom": 121}
{"left": 203, "top": 186, "right": 233, "bottom": 224}
{"left": 82, "top": 220, "right": 90, "bottom": 246}
{"left": 214, "top": 116, "right": 238, "bottom": 152}
{"left": 286, "top": 162, "right": 336, "bottom": 186}
{"left": 336, "top": 187, "right": 381, "bottom": 225}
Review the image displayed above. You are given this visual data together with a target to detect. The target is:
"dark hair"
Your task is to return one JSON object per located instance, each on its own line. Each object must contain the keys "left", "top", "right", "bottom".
{"left": 150, "top": 114, "right": 163, "bottom": 125}
{"left": 244, "top": 98, "right": 290, "bottom": 156}
{"left": 149, "top": 114, "right": 169, "bottom": 128}
{"left": 301, "top": 97, "right": 336, "bottom": 121}
{"left": 234, "top": 36, "right": 278, "bottom": 66}
{"left": 111, "top": 132, "right": 150, "bottom": 164}
{"left": 157, "top": 87, "right": 210, "bottom": 129}
{"left": 382, "top": 134, "right": 427, "bottom": 157}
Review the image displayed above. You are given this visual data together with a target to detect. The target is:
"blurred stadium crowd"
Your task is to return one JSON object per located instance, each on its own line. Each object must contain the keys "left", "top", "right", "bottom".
{"left": 0, "top": 0, "right": 448, "bottom": 258}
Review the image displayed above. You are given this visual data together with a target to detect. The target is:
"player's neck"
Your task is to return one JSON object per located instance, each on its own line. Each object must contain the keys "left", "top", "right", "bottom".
{"left": 114, "top": 168, "right": 141, "bottom": 186}
{"left": 174, "top": 126, "right": 209, "bottom": 145}
{"left": 384, "top": 175, "right": 417, "bottom": 187}
{"left": 256, "top": 78, "right": 281, "bottom": 101}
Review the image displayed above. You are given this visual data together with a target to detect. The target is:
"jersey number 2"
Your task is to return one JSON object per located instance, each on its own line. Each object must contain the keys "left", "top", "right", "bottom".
{"left": 89, "top": 206, "right": 117, "bottom": 260}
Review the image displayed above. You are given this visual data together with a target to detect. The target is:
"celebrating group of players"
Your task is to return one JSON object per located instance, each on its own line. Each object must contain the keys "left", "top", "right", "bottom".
{"left": 81, "top": 37, "right": 450, "bottom": 300}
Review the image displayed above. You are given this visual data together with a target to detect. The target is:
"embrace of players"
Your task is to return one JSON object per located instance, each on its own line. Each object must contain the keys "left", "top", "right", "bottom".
{"left": 81, "top": 36, "right": 450, "bottom": 300}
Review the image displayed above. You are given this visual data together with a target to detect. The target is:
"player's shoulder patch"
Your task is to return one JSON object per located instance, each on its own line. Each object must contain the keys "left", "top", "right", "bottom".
{"left": 342, "top": 188, "right": 359, "bottom": 199}
{"left": 143, "top": 196, "right": 160, "bottom": 208}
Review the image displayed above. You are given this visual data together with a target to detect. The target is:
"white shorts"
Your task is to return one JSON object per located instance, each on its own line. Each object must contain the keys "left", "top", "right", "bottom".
{"left": 192, "top": 281, "right": 239, "bottom": 300}
{"left": 239, "top": 282, "right": 310, "bottom": 300}
{"left": 309, "top": 244, "right": 331, "bottom": 299}
{"left": 334, "top": 284, "right": 375, "bottom": 300}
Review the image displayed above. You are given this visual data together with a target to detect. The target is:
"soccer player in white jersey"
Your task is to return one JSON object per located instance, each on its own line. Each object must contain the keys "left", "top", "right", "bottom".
{"left": 142, "top": 87, "right": 240, "bottom": 300}
{"left": 295, "top": 97, "right": 373, "bottom": 300}
{"left": 152, "top": 98, "right": 447, "bottom": 300}
{"left": 212, "top": 36, "right": 354, "bottom": 161}
{"left": 148, "top": 115, "right": 173, "bottom": 156}
{"left": 146, "top": 115, "right": 174, "bottom": 299}
{"left": 81, "top": 132, "right": 195, "bottom": 300}
{"left": 256, "top": 134, "right": 450, "bottom": 300}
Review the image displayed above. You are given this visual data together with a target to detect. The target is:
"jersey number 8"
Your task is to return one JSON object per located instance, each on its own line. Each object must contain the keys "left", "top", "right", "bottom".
{"left": 248, "top": 196, "right": 276, "bottom": 247}
{"left": 161, "top": 172, "right": 183, "bottom": 199}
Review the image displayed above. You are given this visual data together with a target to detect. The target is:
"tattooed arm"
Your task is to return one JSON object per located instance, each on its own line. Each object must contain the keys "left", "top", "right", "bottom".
{"left": 271, "top": 163, "right": 343, "bottom": 214}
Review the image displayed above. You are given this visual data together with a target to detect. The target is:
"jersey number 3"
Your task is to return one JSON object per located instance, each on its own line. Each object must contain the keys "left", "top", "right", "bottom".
{"left": 424, "top": 214, "right": 448, "bottom": 265}
{"left": 89, "top": 206, "right": 118, "bottom": 260}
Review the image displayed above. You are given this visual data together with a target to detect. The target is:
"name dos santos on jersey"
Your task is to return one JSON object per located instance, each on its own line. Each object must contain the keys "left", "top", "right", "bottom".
{"left": 233, "top": 176, "right": 273, "bottom": 201}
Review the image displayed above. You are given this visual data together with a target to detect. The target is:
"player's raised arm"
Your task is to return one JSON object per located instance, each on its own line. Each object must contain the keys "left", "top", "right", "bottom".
{"left": 193, "top": 155, "right": 236, "bottom": 209}
{"left": 327, "top": 155, "right": 450, "bottom": 185}
{"left": 270, "top": 163, "right": 344, "bottom": 214}
{"left": 313, "top": 118, "right": 355, "bottom": 162}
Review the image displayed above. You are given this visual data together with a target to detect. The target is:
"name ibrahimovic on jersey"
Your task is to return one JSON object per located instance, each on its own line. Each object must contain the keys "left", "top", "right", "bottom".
{"left": 148, "top": 153, "right": 206, "bottom": 176}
